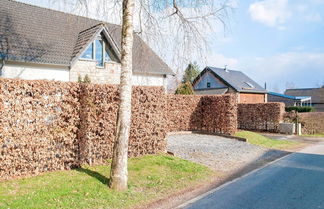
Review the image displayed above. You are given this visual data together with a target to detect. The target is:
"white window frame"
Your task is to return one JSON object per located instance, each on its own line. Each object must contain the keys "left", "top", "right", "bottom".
{"left": 95, "top": 38, "right": 104, "bottom": 68}
{"left": 79, "top": 35, "right": 118, "bottom": 67}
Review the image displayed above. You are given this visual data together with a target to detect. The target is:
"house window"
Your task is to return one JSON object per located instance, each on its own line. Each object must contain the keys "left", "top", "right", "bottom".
{"left": 105, "top": 44, "right": 112, "bottom": 62}
{"left": 80, "top": 33, "right": 118, "bottom": 67}
{"left": 81, "top": 43, "right": 93, "bottom": 59}
{"left": 207, "top": 82, "right": 211, "bottom": 88}
{"left": 95, "top": 39, "right": 104, "bottom": 67}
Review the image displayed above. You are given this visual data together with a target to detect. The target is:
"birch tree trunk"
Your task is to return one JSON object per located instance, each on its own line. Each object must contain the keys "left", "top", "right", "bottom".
{"left": 109, "top": 0, "right": 135, "bottom": 191}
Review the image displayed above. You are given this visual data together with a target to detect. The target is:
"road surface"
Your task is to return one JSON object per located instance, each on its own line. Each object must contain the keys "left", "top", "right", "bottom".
{"left": 180, "top": 142, "right": 324, "bottom": 209}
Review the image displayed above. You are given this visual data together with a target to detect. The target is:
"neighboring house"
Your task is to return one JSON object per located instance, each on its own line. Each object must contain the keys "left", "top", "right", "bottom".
{"left": 268, "top": 92, "right": 312, "bottom": 107}
{"left": 192, "top": 66, "right": 267, "bottom": 103}
{"left": 285, "top": 87, "right": 324, "bottom": 112}
{"left": 0, "top": 0, "right": 174, "bottom": 88}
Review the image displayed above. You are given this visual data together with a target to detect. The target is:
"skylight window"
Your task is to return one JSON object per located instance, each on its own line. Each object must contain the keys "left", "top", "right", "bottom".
{"left": 245, "top": 82, "right": 254, "bottom": 88}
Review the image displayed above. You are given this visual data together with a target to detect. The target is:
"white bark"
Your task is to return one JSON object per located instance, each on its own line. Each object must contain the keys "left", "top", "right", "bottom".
{"left": 109, "top": 0, "right": 135, "bottom": 191}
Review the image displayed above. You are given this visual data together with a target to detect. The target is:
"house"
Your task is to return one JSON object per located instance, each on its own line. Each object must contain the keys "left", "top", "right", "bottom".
{"left": 285, "top": 87, "right": 324, "bottom": 112}
{"left": 0, "top": 0, "right": 174, "bottom": 88}
{"left": 268, "top": 92, "right": 312, "bottom": 107}
{"left": 192, "top": 66, "right": 267, "bottom": 103}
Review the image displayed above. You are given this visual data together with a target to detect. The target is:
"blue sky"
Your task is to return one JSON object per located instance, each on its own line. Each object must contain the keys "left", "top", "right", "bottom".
{"left": 206, "top": 0, "right": 324, "bottom": 92}
{"left": 18, "top": 0, "right": 324, "bottom": 92}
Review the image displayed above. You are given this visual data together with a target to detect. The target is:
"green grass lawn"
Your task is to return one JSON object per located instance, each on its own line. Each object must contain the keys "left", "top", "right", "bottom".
{"left": 0, "top": 155, "right": 214, "bottom": 209}
{"left": 235, "top": 131, "right": 303, "bottom": 150}
{"left": 302, "top": 133, "right": 324, "bottom": 138}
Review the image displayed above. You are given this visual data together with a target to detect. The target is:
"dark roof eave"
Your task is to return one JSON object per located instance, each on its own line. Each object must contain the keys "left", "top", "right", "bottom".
{"left": 195, "top": 87, "right": 228, "bottom": 91}
{"left": 238, "top": 90, "right": 268, "bottom": 94}
{"left": 133, "top": 70, "right": 175, "bottom": 76}
{"left": 6, "top": 58, "right": 70, "bottom": 67}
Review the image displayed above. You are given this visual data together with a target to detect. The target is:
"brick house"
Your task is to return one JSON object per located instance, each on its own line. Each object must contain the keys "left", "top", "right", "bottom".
{"left": 0, "top": 0, "right": 174, "bottom": 88}
{"left": 193, "top": 66, "right": 267, "bottom": 103}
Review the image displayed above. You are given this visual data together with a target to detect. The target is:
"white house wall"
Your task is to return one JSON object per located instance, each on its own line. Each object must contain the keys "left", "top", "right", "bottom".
{"left": 2, "top": 61, "right": 70, "bottom": 81}
{"left": 1, "top": 61, "right": 167, "bottom": 89}
{"left": 132, "top": 73, "right": 166, "bottom": 88}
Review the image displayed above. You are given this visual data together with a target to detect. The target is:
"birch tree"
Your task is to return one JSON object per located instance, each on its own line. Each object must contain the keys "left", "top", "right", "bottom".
{"left": 109, "top": 0, "right": 135, "bottom": 191}
{"left": 110, "top": 0, "right": 231, "bottom": 191}
{"left": 48, "top": 0, "right": 232, "bottom": 191}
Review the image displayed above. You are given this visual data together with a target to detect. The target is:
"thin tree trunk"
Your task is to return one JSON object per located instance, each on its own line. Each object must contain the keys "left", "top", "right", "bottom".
{"left": 109, "top": 0, "right": 135, "bottom": 191}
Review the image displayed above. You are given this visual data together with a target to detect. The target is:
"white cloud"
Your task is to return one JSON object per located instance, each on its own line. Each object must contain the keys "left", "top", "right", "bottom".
{"left": 296, "top": 4, "right": 308, "bottom": 12}
{"left": 304, "top": 13, "right": 322, "bottom": 22}
{"left": 249, "top": 0, "right": 291, "bottom": 28}
{"left": 238, "top": 52, "right": 324, "bottom": 92}
{"left": 310, "top": 0, "right": 324, "bottom": 5}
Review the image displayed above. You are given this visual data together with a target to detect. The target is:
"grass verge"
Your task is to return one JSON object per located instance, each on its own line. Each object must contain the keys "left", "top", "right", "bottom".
{"left": 235, "top": 131, "right": 303, "bottom": 150}
{"left": 302, "top": 133, "right": 324, "bottom": 138}
{"left": 0, "top": 155, "right": 214, "bottom": 209}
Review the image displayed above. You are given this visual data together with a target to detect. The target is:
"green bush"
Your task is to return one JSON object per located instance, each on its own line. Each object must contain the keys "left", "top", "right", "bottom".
{"left": 175, "top": 82, "right": 194, "bottom": 95}
{"left": 285, "top": 106, "right": 314, "bottom": 112}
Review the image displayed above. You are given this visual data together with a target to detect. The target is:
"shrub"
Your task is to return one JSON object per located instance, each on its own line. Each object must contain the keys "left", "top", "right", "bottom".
{"left": 78, "top": 74, "right": 91, "bottom": 83}
{"left": 285, "top": 106, "right": 314, "bottom": 113}
{"left": 175, "top": 82, "right": 194, "bottom": 95}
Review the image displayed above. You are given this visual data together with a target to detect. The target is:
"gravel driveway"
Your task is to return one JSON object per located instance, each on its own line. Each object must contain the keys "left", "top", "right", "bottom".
{"left": 167, "top": 134, "right": 286, "bottom": 173}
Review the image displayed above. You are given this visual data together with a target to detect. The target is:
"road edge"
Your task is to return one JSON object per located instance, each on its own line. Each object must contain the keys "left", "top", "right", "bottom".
{"left": 174, "top": 151, "right": 294, "bottom": 208}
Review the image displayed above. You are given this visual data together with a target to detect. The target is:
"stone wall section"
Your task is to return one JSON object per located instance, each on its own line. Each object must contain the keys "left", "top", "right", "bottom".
{"left": 70, "top": 60, "right": 121, "bottom": 84}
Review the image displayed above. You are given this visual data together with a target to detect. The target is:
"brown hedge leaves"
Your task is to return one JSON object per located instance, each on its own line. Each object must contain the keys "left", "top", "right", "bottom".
{"left": 167, "top": 94, "right": 237, "bottom": 135}
{"left": 0, "top": 78, "right": 238, "bottom": 180}
{"left": 238, "top": 103, "right": 285, "bottom": 132}
{"left": 0, "top": 79, "right": 80, "bottom": 179}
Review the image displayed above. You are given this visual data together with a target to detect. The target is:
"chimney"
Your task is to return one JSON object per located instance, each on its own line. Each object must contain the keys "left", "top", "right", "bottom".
{"left": 264, "top": 82, "right": 267, "bottom": 90}
{"left": 224, "top": 65, "right": 229, "bottom": 72}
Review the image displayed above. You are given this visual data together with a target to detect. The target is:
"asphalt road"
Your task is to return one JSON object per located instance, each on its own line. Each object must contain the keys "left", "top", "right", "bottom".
{"left": 180, "top": 142, "right": 324, "bottom": 209}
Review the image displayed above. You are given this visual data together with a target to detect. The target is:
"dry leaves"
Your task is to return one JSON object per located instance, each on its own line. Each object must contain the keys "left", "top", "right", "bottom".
{"left": 238, "top": 103, "right": 285, "bottom": 132}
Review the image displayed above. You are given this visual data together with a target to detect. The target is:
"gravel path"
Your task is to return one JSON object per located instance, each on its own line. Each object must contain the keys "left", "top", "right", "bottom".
{"left": 167, "top": 134, "right": 286, "bottom": 173}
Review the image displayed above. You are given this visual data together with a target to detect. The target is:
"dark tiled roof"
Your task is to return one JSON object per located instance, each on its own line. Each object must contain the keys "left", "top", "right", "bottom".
{"left": 285, "top": 87, "right": 324, "bottom": 103}
{"left": 0, "top": 0, "right": 174, "bottom": 75}
{"left": 199, "top": 67, "right": 267, "bottom": 93}
{"left": 71, "top": 23, "right": 105, "bottom": 62}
